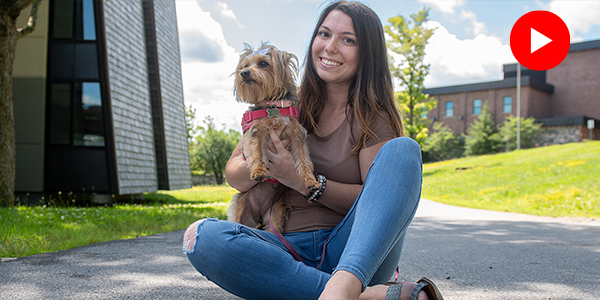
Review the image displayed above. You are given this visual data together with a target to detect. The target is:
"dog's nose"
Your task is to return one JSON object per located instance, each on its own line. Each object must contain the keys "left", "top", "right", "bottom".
{"left": 241, "top": 70, "right": 250, "bottom": 80}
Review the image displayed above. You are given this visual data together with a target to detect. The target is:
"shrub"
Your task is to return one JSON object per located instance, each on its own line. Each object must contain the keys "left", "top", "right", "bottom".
{"left": 464, "top": 105, "right": 502, "bottom": 156}
{"left": 422, "top": 123, "right": 464, "bottom": 162}
{"left": 498, "top": 116, "right": 543, "bottom": 150}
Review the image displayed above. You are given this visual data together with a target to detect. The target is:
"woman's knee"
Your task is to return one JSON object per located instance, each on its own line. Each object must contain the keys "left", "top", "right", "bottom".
{"left": 385, "top": 137, "right": 421, "bottom": 155}
{"left": 182, "top": 218, "right": 208, "bottom": 254}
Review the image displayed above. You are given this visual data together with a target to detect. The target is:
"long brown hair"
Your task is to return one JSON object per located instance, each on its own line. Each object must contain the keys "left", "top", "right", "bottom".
{"left": 298, "top": 1, "right": 404, "bottom": 151}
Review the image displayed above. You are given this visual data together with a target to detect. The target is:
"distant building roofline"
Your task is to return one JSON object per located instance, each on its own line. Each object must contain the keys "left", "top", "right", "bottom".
{"left": 536, "top": 115, "right": 599, "bottom": 127}
{"left": 423, "top": 75, "right": 554, "bottom": 95}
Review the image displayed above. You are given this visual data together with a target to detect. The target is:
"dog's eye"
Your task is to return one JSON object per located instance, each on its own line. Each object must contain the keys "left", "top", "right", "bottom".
{"left": 259, "top": 61, "right": 269, "bottom": 68}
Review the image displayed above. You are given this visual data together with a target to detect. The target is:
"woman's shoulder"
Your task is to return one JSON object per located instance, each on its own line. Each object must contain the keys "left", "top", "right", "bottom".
{"left": 349, "top": 109, "right": 397, "bottom": 148}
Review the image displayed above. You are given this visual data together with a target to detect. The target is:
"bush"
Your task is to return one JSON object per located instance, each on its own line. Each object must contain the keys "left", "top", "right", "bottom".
{"left": 422, "top": 123, "right": 464, "bottom": 162}
{"left": 498, "top": 116, "right": 543, "bottom": 150}
{"left": 464, "top": 105, "right": 502, "bottom": 156}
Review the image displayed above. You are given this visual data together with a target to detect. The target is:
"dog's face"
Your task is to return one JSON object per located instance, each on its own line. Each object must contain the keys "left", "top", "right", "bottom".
{"left": 234, "top": 44, "right": 298, "bottom": 104}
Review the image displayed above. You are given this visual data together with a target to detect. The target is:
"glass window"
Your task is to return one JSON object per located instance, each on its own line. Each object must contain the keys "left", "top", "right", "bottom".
{"left": 74, "top": 43, "right": 99, "bottom": 79}
{"left": 82, "top": 0, "right": 96, "bottom": 40}
{"left": 473, "top": 99, "right": 481, "bottom": 115}
{"left": 503, "top": 97, "right": 512, "bottom": 114}
{"left": 50, "top": 43, "right": 74, "bottom": 78}
{"left": 73, "top": 82, "right": 105, "bottom": 146}
{"left": 53, "top": 0, "right": 74, "bottom": 38}
{"left": 49, "top": 84, "right": 72, "bottom": 145}
{"left": 445, "top": 102, "right": 453, "bottom": 117}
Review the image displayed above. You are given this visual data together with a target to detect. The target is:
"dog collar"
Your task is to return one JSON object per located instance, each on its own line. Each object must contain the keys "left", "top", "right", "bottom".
{"left": 241, "top": 106, "right": 299, "bottom": 133}
{"left": 254, "top": 100, "right": 294, "bottom": 108}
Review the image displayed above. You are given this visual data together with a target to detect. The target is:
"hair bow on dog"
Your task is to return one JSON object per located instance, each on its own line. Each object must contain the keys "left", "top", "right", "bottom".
{"left": 252, "top": 48, "right": 270, "bottom": 55}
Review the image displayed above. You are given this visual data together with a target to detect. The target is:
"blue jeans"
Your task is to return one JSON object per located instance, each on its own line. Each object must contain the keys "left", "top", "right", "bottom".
{"left": 183, "top": 137, "right": 422, "bottom": 300}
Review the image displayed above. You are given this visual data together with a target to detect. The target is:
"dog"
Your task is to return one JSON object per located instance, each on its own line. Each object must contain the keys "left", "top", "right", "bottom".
{"left": 227, "top": 43, "right": 320, "bottom": 233}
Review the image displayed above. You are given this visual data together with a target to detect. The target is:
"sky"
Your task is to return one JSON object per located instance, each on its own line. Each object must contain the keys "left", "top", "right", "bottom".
{"left": 175, "top": 0, "right": 600, "bottom": 132}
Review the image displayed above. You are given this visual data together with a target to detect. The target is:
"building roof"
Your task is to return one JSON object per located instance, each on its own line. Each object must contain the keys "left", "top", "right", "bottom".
{"left": 423, "top": 75, "right": 554, "bottom": 95}
{"left": 536, "top": 115, "right": 599, "bottom": 127}
{"left": 569, "top": 39, "right": 600, "bottom": 53}
{"left": 423, "top": 38, "right": 600, "bottom": 96}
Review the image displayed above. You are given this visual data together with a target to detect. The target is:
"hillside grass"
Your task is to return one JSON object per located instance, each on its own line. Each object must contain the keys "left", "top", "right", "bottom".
{"left": 422, "top": 141, "right": 600, "bottom": 218}
{"left": 0, "top": 185, "right": 236, "bottom": 258}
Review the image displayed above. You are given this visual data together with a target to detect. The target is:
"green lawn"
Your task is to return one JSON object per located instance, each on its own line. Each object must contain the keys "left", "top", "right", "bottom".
{"left": 422, "top": 141, "right": 600, "bottom": 218}
{"left": 3, "top": 142, "right": 599, "bottom": 258}
{"left": 0, "top": 185, "right": 236, "bottom": 258}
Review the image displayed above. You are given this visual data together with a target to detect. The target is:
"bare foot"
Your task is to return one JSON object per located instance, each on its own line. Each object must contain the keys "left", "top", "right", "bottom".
{"left": 318, "top": 270, "right": 362, "bottom": 300}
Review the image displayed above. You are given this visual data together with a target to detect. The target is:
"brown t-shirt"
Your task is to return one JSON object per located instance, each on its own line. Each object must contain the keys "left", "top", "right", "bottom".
{"left": 282, "top": 112, "right": 396, "bottom": 233}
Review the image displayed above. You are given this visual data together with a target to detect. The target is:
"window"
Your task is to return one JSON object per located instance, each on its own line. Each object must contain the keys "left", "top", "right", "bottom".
{"left": 74, "top": 82, "right": 105, "bottom": 146}
{"left": 503, "top": 97, "right": 512, "bottom": 114}
{"left": 473, "top": 99, "right": 481, "bottom": 115}
{"left": 445, "top": 102, "right": 453, "bottom": 117}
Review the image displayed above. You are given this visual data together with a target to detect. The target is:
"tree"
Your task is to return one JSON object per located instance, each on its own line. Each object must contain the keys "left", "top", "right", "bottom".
{"left": 190, "top": 116, "right": 240, "bottom": 185}
{"left": 184, "top": 104, "right": 199, "bottom": 144}
{"left": 499, "top": 116, "right": 542, "bottom": 151}
{"left": 385, "top": 7, "right": 437, "bottom": 145}
{"left": 422, "top": 122, "right": 464, "bottom": 162}
{"left": 1, "top": 0, "right": 41, "bottom": 207}
{"left": 464, "top": 105, "right": 502, "bottom": 156}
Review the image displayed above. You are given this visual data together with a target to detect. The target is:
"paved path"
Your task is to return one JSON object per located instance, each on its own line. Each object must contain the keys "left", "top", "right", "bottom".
{"left": 1, "top": 199, "right": 599, "bottom": 300}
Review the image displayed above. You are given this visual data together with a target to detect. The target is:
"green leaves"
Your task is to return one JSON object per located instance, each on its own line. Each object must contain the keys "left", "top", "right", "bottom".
{"left": 189, "top": 116, "right": 240, "bottom": 185}
{"left": 386, "top": 7, "right": 436, "bottom": 145}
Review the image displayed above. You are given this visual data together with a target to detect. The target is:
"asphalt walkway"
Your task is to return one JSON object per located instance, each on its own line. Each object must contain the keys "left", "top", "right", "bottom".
{"left": 1, "top": 199, "right": 599, "bottom": 300}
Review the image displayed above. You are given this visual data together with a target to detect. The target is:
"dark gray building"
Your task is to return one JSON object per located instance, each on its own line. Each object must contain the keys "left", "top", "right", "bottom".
{"left": 13, "top": 0, "right": 191, "bottom": 200}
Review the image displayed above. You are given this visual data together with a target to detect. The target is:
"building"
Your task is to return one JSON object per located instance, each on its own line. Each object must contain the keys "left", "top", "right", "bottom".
{"left": 13, "top": 0, "right": 191, "bottom": 201}
{"left": 424, "top": 39, "right": 600, "bottom": 145}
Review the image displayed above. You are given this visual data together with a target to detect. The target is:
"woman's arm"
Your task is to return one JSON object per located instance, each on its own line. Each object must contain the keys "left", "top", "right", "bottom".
{"left": 265, "top": 129, "right": 389, "bottom": 215}
{"left": 224, "top": 139, "right": 258, "bottom": 192}
{"left": 313, "top": 140, "right": 388, "bottom": 214}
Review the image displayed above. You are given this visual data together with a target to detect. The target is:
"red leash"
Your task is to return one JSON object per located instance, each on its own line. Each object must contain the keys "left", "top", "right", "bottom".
{"left": 269, "top": 188, "right": 327, "bottom": 269}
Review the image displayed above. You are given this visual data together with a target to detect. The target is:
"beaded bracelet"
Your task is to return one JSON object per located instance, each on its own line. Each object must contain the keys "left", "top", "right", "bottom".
{"left": 305, "top": 174, "right": 327, "bottom": 202}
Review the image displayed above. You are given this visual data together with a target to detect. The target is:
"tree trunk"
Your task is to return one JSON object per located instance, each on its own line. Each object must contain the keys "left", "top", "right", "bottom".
{"left": 0, "top": 10, "right": 18, "bottom": 207}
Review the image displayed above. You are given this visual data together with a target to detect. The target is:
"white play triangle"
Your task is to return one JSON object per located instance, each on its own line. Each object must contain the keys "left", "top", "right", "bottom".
{"left": 531, "top": 28, "right": 552, "bottom": 53}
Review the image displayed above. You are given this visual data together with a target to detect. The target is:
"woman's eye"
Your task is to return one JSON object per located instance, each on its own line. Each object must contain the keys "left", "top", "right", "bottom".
{"left": 259, "top": 61, "right": 269, "bottom": 68}
{"left": 318, "top": 31, "right": 330, "bottom": 38}
{"left": 343, "top": 37, "right": 355, "bottom": 44}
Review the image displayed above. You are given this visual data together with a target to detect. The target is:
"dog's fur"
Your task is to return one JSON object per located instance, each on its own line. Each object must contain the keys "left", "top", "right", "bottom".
{"left": 227, "top": 43, "right": 320, "bottom": 233}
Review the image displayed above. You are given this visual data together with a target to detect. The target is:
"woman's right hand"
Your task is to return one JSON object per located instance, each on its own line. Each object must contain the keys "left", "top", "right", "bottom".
{"left": 224, "top": 139, "right": 257, "bottom": 192}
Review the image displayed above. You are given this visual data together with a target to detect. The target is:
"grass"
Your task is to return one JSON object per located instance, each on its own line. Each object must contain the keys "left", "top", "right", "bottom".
{"left": 4, "top": 142, "right": 599, "bottom": 257}
{"left": 422, "top": 141, "right": 600, "bottom": 218}
{"left": 0, "top": 185, "right": 236, "bottom": 258}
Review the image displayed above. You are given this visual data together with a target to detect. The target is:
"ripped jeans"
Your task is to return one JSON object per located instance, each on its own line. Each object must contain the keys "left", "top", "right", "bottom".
{"left": 183, "top": 137, "right": 423, "bottom": 300}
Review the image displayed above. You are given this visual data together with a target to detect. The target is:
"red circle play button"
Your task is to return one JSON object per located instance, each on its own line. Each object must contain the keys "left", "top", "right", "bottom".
{"left": 510, "top": 11, "right": 570, "bottom": 71}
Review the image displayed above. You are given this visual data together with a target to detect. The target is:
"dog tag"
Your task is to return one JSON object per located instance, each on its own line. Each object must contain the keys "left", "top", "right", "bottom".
{"left": 267, "top": 108, "right": 280, "bottom": 117}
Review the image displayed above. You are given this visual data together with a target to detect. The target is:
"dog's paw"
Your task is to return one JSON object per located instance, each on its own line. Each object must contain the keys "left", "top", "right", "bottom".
{"left": 306, "top": 182, "right": 321, "bottom": 191}
{"left": 251, "top": 171, "right": 267, "bottom": 182}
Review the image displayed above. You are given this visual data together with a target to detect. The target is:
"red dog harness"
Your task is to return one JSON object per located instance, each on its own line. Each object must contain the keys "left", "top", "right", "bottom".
{"left": 241, "top": 100, "right": 299, "bottom": 133}
{"left": 240, "top": 100, "right": 299, "bottom": 184}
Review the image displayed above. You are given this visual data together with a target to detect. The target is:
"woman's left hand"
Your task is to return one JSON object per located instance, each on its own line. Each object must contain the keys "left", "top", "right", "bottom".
{"left": 264, "top": 129, "right": 311, "bottom": 197}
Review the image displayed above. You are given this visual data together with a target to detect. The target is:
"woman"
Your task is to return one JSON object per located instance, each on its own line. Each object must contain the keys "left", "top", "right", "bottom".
{"left": 183, "top": 1, "right": 444, "bottom": 300}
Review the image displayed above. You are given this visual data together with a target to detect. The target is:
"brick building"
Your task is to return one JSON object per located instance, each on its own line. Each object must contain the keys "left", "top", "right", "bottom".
{"left": 424, "top": 39, "right": 600, "bottom": 145}
{"left": 13, "top": 0, "right": 191, "bottom": 201}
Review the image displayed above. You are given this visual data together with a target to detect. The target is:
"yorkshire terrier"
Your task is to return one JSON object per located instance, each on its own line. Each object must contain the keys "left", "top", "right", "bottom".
{"left": 227, "top": 43, "right": 320, "bottom": 233}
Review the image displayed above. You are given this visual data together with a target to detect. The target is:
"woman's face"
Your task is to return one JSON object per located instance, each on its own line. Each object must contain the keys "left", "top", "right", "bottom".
{"left": 311, "top": 10, "right": 359, "bottom": 87}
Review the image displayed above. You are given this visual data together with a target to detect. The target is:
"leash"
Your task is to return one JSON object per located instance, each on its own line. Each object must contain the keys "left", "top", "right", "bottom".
{"left": 269, "top": 188, "right": 328, "bottom": 270}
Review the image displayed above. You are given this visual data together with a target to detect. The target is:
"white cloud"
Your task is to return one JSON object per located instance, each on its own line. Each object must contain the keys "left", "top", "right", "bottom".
{"left": 423, "top": 21, "right": 515, "bottom": 88}
{"left": 460, "top": 9, "right": 486, "bottom": 36}
{"left": 418, "top": 0, "right": 465, "bottom": 15}
{"left": 176, "top": 0, "right": 247, "bottom": 131}
{"left": 216, "top": 2, "right": 244, "bottom": 28}
{"left": 546, "top": 0, "right": 600, "bottom": 42}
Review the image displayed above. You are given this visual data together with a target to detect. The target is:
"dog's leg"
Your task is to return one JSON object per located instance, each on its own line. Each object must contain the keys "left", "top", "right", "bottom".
{"left": 266, "top": 189, "right": 291, "bottom": 234}
{"left": 287, "top": 123, "right": 320, "bottom": 190}
{"left": 243, "top": 127, "right": 268, "bottom": 182}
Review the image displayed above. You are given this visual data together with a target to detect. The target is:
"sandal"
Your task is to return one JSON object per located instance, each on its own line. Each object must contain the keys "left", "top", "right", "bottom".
{"left": 385, "top": 277, "right": 444, "bottom": 300}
